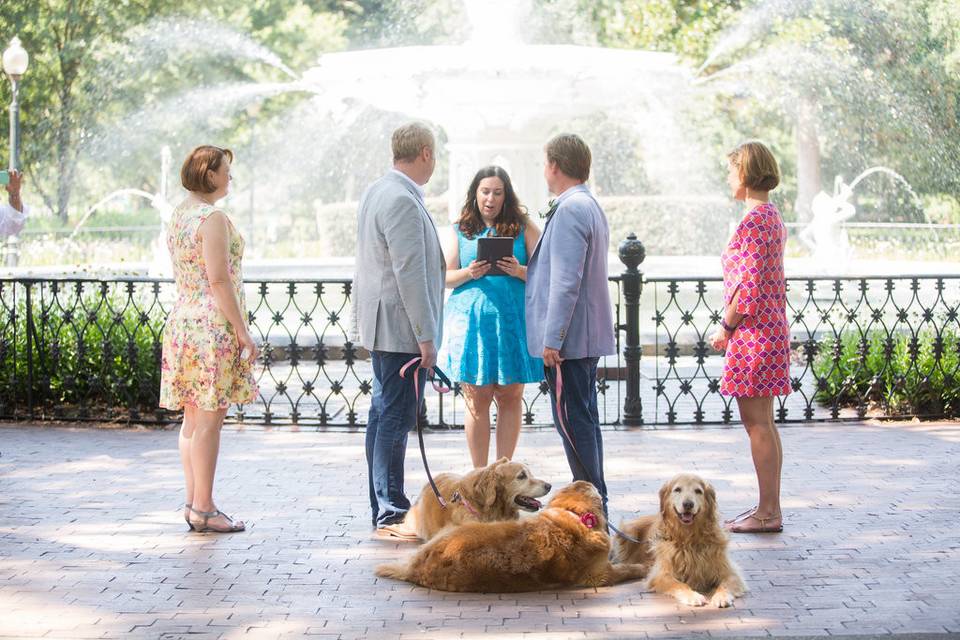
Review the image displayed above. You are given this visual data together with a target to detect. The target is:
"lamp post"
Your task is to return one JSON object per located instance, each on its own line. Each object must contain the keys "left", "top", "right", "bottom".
{"left": 3, "top": 36, "right": 29, "bottom": 171}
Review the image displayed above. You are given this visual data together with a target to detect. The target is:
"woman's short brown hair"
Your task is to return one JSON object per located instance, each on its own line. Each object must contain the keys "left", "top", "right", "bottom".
{"left": 181, "top": 145, "right": 233, "bottom": 193}
{"left": 545, "top": 133, "right": 591, "bottom": 182}
{"left": 727, "top": 140, "right": 780, "bottom": 192}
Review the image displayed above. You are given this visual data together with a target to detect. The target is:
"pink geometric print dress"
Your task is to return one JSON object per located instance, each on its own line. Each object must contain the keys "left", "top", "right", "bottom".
{"left": 719, "top": 202, "right": 792, "bottom": 397}
{"left": 159, "top": 200, "right": 258, "bottom": 411}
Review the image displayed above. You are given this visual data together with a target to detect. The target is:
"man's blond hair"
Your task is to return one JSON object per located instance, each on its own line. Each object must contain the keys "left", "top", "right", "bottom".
{"left": 392, "top": 122, "right": 435, "bottom": 163}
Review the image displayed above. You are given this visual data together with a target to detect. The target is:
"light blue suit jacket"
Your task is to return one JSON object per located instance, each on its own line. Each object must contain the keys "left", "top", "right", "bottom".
{"left": 350, "top": 171, "right": 446, "bottom": 353}
{"left": 525, "top": 184, "right": 616, "bottom": 359}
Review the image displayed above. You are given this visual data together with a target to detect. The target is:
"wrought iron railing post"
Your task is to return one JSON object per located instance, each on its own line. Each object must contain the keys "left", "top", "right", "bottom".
{"left": 24, "top": 281, "right": 35, "bottom": 419}
{"left": 618, "top": 233, "right": 646, "bottom": 426}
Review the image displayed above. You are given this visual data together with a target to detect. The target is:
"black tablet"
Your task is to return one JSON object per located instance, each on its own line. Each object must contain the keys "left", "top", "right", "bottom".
{"left": 476, "top": 237, "right": 514, "bottom": 276}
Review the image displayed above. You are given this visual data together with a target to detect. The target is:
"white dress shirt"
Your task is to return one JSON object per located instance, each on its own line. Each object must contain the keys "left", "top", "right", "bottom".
{"left": 0, "top": 201, "right": 28, "bottom": 237}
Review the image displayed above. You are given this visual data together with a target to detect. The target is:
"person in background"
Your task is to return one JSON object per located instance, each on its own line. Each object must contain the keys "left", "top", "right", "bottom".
{"left": 0, "top": 170, "right": 28, "bottom": 238}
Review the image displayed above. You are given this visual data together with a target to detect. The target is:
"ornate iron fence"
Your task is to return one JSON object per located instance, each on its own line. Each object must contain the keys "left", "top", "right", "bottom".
{"left": 1, "top": 236, "right": 957, "bottom": 427}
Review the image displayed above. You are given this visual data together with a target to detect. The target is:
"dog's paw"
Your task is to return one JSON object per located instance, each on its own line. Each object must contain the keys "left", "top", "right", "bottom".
{"left": 710, "top": 588, "right": 735, "bottom": 608}
{"left": 675, "top": 589, "right": 708, "bottom": 607}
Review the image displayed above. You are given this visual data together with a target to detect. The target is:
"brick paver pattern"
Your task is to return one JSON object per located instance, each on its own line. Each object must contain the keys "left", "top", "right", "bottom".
{"left": 1, "top": 422, "right": 959, "bottom": 639}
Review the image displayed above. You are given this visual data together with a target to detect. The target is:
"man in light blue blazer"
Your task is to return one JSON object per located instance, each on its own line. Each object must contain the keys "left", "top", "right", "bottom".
{"left": 525, "top": 133, "right": 615, "bottom": 511}
{"left": 351, "top": 122, "right": 446, "bottom": 535}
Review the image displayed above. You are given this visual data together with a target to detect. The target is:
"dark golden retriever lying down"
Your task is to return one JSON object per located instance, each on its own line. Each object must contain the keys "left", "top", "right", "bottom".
{"left": 612, "top": 473, "right": 746, "bottom": 607}
{"left": 377, "top": 481, "right": 648, "bottom": 592}
{"left": 402, "top": 458, "right": 551, "bottom": 541}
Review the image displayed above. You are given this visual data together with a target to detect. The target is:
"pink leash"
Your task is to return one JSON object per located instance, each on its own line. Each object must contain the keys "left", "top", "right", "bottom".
{"left": 547, "top": 363, "right": 642, "bottom": 544}
{"left": 400, "top": 356, "right": 452, "bottom": 508}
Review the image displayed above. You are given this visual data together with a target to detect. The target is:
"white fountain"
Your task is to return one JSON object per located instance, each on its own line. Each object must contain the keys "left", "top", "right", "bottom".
{"left": 300, "top": 0, "right": 692, "bottom": 216}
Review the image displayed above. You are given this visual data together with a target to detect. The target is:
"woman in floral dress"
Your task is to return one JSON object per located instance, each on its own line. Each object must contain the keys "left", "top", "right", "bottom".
{"left": 160, "top": 145, "right": 258, "bottom": 533}
{"left": 709, "top": 141, "right": 791, "bottom": 534}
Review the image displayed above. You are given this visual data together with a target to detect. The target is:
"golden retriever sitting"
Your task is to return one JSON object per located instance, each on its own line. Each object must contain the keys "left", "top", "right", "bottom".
{"left": 402, "top": 457, "right": 551, "bottom": 541}
{"left": 377, "top": 481, "right": 648, "bottom": 592}
{"left": 612, "top": 473, "right": 746, "bottom": 608}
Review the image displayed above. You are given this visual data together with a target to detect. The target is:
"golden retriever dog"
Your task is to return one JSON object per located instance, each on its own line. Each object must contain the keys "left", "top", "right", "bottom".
{"left": 376, "top": 481, "right": 648, "bottom": 592}
{"left": 402, "top": 457, "right": 551, "bottom": 541}
{"left": 612, "top": 473, "right": 746, "bottom": 607}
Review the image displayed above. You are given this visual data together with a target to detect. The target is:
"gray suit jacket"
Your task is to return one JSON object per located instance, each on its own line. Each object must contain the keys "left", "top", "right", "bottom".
{"left": 351, "top": 171, "right": 446, "bottom": 354}
{"left": 525, "top": 184, "right": 616, "bottom": 359}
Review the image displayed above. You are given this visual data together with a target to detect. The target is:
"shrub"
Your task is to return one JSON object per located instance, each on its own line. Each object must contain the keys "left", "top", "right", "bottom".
{"left": 812, "top": 326, "right": 960, "bottom": 417}
{"left": 0, "top": 282, "right": 167, "bottom": 420}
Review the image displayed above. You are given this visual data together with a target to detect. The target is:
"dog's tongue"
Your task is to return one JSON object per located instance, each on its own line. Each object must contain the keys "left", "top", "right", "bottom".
{"left": 680, "top": 512, "right": 695, "bottom": 525}
{"left": 515, "top": 496, "right": 542, "bottom": 510}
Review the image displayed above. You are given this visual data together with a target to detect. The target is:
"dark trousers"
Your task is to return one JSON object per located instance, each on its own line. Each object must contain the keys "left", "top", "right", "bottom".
{"left": 366, "top": 350, "right": 425, "bottom": 528}
{"left": 546, "top": 357, "right": 608, "bottom": 515}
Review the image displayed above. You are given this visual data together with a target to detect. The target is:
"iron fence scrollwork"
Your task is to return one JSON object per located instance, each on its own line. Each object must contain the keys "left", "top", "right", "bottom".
{"left": 2, "top": 234, "right": 958, "bottom": 427}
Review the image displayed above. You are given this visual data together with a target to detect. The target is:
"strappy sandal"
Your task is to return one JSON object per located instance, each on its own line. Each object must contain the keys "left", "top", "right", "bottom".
{"left": 727, "top": 512, "right": 783, "bottom": 533}
{"left": 188, "top": 507, "right": 246, "bottom": 533}
{"left": 184, "top": 503, "right": 193, "bottom": 531}
{"left": 723, "top": 506, "right": 757, "bottom": 525}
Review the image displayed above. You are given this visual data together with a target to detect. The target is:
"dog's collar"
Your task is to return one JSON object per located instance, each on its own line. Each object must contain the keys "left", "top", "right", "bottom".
{"left": 450, "top": 491, "right": 480, "bottom": 517}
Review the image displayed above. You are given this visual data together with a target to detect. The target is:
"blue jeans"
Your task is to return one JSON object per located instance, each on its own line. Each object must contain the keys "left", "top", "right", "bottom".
{"left": 366, "top": 350, "right": 425, "bottom": 528}
{"left": 546, "top": 357, "right": 608, "bottom": 515}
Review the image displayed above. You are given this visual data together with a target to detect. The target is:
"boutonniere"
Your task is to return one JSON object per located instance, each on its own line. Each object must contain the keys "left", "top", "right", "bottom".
{"left": 539, "top": 198, "right": 559, "bottom": 221}
{"left": 579, "top": 512, "right": 598, "bottom": 529}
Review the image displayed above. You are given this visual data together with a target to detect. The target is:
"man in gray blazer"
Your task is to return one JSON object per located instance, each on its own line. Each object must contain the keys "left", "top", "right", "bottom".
{"left": 351, "top": 122, "right": 446, "bottom": 534}
{"left": 525, "top": 133, "right": 615, "bottom": 512}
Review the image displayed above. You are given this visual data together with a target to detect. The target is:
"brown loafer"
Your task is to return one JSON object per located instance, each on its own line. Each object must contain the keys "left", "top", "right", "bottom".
{"left": 372, "top": 523, "right": 419, "bottom": 542}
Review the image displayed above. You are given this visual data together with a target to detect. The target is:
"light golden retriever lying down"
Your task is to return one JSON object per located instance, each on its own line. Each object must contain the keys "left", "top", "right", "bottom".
{"left": 377, "top": 481, "right": 648, "bottom": 592}
{"left": 612, "top": 473, "right": 746, "bottom": 607}
{"left": 402, "top": 457, "right": 551, "bottom": 541}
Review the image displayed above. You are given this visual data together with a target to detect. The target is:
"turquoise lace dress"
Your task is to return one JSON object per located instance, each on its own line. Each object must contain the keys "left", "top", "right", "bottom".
{"left": 439, "top": 225, "right": 544, "bottom": 386}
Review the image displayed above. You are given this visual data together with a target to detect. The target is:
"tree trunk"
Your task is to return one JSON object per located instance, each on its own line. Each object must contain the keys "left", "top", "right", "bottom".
{"left": 794, "top": 96, "right": 821, "bottom": 224}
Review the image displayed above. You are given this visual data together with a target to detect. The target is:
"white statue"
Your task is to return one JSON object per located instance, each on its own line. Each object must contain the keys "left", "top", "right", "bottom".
{"left": 799, "top": 175, "right": 856, "bottom": 272}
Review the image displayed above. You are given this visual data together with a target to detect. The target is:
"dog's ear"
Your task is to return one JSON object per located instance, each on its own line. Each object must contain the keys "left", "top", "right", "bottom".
{"left": 704, "top": 482, "right": 718, "bottom": 522}
{"left": 465, "top": 465, "right": 499, "bottom": 508}
{"left": 658, "top": 481, "right": 672, "bottom": 518}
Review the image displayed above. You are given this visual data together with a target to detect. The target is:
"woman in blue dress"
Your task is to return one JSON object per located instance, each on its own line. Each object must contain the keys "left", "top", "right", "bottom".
{"left": 439, "top": 166, "right": 544, "bottom": 468}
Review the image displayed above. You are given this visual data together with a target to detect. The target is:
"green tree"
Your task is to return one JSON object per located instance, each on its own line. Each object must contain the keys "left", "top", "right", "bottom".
{"left": 0, "top": 0, "right": 182, "bottom": 222}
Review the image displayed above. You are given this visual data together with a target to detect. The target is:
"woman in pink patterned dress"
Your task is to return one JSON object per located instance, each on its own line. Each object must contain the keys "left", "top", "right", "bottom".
{"left": 709, "top": 141, "right": 790, "bottom": 534}
{"left": 160, "top": 145, "right": 259, "bottom": 534}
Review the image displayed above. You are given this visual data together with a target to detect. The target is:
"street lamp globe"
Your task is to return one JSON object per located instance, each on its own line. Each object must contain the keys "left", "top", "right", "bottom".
{"left": 3, "top": 37, "right": 29, "bottom": 79}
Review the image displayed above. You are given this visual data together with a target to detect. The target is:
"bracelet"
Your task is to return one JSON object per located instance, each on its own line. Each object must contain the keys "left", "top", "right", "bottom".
{"left": 720, "top": 318, "right": 738, "bottom": 332}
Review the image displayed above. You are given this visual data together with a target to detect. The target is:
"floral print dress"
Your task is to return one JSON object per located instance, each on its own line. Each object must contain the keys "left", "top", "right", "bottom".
{"left": 719, "top": 202, "right": 792, "bottom": 397}
{"left": 159, "top": 200, "right": 258, "bottom": 411}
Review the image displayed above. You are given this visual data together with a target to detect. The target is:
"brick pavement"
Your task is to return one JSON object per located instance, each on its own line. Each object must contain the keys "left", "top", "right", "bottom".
{"left": 1, "top": 421, "right": 958, "bottom": 639}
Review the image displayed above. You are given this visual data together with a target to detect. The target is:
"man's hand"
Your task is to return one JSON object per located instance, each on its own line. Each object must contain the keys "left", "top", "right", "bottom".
{"left": 542, "top": 347, "right": 563, "bottom": 368}
{"left": 418, "top": 340, "right": 437, "bottom": 369}
{"left": 5, "top": 170, "right": 23, "bottom": 212}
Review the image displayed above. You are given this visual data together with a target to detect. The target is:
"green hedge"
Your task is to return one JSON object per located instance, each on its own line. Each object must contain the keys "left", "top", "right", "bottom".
{"left": 0, "top": 286, "right": 166, "bottom": 418}
{"left": 813, "top": 327, "right": 960, "bottom": 417}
